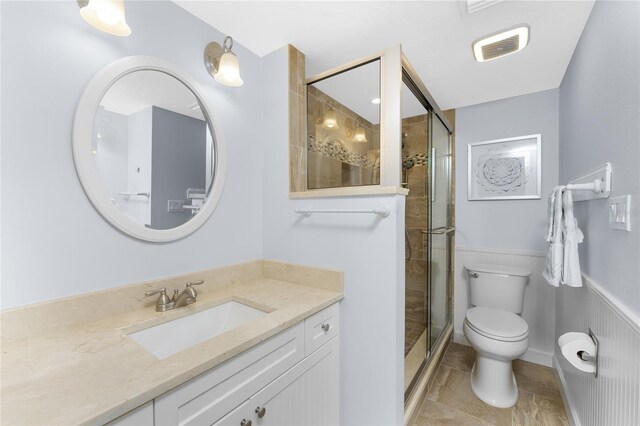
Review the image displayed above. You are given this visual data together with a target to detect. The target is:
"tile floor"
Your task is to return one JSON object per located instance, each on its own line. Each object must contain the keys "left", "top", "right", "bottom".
{"left": 413, "top": 343, "right": 569, "bottom": 426}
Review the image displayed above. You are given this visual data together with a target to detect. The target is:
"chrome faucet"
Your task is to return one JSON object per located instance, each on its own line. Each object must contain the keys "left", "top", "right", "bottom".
{"left": 145, "top": 280, "right": 204, "bottom": 312}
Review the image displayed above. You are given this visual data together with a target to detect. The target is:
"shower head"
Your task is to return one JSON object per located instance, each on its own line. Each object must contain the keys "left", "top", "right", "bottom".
{"left": 402, "top": 158, "right": 415, "bottom": 170}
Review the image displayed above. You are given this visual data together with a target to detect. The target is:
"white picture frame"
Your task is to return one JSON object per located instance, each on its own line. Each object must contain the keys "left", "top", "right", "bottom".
{"left": 467, "top": 134, "right": 541, "bottom": 201}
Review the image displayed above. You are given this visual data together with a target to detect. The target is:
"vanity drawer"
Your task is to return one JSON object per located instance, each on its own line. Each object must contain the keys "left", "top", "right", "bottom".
{"left": 304, "top": 303, "right": 339, "bottom": 356}
{"left": 154, "top": 322, "right": 304, "bottom": 426}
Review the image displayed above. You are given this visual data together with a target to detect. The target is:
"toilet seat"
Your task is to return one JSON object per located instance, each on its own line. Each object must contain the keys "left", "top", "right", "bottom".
{"left": 465, "top": 307, "right": 529, "bottom": 342}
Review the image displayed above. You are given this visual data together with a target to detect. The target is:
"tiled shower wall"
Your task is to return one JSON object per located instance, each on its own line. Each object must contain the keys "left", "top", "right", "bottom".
{"left": 403, "top": 114, "right": 429, "bottom": 291}
{"left": 288, "top": 45, "right": 307, "bottom": 192}
{"left": 306, "top": 86, "right": 380, "bottom": 189}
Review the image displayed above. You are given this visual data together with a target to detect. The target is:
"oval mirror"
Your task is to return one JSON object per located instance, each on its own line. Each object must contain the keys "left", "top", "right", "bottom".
{"left": 73, "top": 56, "right": 226, "bottom": 242}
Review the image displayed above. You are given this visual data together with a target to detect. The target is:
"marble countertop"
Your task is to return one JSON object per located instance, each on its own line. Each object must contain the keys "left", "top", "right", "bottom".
{"left": 0, "top": 261, "right": 343, "bottom": 425}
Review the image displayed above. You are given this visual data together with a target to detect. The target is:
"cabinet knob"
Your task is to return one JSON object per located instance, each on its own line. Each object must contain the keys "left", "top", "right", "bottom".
{"left": 321, "top": 323, "right": 330, "bottom": 332}
{"left": 240, "top": 420, "right": 252, "bottom": 426}
{"left": 255, "top": 406, "right": 266, "bottom": 418}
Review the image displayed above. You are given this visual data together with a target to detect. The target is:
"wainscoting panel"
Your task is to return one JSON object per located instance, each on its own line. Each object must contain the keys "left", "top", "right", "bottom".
{"left": 454, "top": 247, "right": 556, "bottom": 366}
{"left": 555, "top": 274, "right": 640, "bottom": 426}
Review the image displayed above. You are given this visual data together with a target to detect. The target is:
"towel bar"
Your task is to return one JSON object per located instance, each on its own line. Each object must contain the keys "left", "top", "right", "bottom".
{"left": 295, "top": 208, "right": 390, "bottom": 218}
{"left": 567, "top": 163, "right": 611, "bottom": 202}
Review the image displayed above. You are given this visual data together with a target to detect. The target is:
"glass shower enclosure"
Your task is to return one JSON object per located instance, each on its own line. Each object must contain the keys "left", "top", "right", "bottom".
{"left": 302, "top": 47, "right": 454, "bottom": 404}
{"left": 402, "top": 67, "right": 454, "bottom": 401}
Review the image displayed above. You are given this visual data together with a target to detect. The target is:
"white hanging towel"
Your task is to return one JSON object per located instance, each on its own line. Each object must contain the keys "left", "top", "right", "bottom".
{"left": 561, "top": 190, "right": 584, "bottom": 287}
{"left": 543, "top": 186, "right": 584, "bottom": 287}
{"left": 543, "top": 186, "right": 565, "bottom": 287}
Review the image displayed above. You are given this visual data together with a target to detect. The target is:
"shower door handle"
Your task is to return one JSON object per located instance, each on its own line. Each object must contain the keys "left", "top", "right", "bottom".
{"left": 430, "top": 147, "right": 436, "bottom": 202}
{"left": 422, "top": 227, "right": 456, "bottom": 235}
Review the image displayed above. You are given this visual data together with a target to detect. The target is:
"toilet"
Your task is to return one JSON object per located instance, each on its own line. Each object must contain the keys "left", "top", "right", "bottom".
{"left": 463, "top": 264, "right": 531, "bottom": 408}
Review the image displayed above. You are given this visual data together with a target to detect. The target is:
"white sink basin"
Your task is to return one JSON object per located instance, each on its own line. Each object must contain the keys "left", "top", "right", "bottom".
{"left": 128, "top": 301, "right": 267, "bottom": 359}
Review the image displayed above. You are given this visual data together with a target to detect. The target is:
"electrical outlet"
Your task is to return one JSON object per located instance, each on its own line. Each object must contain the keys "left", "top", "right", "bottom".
{"left": 167, "top": 200, "right": 185, "bottom": 213}
{"left": 608, "top": 195, "right": 631, "bottom": 231}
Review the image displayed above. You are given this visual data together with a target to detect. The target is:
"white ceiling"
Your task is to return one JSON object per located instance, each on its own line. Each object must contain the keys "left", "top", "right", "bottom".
{"left": 101, "top": 70, "right": 205, "bottom": 120}
{"left": 174, "top": 0, "right": 594, "bottom": 110}
{"left": 312, "top": 59, "right": 431, "bottom": 124}
{"left": 312, "top": 60, "right": 381, "bottom": 124}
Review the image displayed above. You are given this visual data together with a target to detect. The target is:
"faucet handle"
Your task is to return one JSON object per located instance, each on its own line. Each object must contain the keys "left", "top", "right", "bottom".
{"left": 145, "top": 288, "right": 166, "bottom": 297}
{"left": 144, "top": 288, "right": 173, "bottom": 312}
{"left": 185, "top": 280, "right": 204, "bottom": 299}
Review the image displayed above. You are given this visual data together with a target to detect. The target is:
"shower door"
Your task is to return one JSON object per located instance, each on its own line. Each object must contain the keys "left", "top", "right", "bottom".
{"left": 402, "top": 69, "right": 454, "bottom": 401}
{"left": 426, "top": 115, "right": 453, "bottom": 352}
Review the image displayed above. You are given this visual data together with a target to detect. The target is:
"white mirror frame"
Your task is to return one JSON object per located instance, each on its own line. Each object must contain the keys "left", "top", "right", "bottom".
{"left": 73, "top": 56, "right": 227, "bottom": 242}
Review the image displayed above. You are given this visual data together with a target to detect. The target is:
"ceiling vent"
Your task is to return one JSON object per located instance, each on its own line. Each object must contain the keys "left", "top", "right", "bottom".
{"left": 466, "top": 0, "right": 504, "bottom": 14}
{"left": 472, "top": 25, "right": 530, "bottom": 62}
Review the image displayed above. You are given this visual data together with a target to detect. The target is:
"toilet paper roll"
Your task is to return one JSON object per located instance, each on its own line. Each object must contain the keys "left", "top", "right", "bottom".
{"left": 558, "top": 332, "right": 596, "bottom": 373}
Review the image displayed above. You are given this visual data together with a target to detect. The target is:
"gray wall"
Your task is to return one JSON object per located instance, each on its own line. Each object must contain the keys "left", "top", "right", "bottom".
{"left": 455, "top": 89, "right": 560, "bottom": 251}
{"left": 150, "top": 107, "right": 206, "bottom": 230}
{"left": 1, "top": 1, "right": 264, "bottom": 308}
{"left": 453, "top": 89, "right": 560, "bottom": 366}
{"left": 261, "top": 46, "right": 405, "bottom": 426}
{"left": 558, "top": 0, "right": 640, "bottom": 315}
{"left": 555, "top": 2, "right": 640, "bottom": 424}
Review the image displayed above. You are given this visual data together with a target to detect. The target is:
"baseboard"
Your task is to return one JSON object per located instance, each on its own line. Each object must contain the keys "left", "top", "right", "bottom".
{"left": 453, "top": 330, "right": 468, "bottom": 346}
{"left": 553, "top": 355, "right": 580, "bottom": 426}
{"left": 520, "top": 347, "right": 553, "bottom": 367}
{"left": 453, "top": 331, "right": 553, "bottom": 367}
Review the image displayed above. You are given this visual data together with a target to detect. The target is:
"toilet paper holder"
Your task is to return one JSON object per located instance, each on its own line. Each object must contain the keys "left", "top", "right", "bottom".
{"left": 578, "top": 328, "right": 599, "bottom": 377}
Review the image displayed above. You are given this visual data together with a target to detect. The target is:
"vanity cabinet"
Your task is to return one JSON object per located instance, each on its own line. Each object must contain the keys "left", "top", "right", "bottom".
{"left": 214, "top": 338, "right": 338, "bottom": 426}
{"left": 112, "top": 303, "right": 340, "bottom": 426}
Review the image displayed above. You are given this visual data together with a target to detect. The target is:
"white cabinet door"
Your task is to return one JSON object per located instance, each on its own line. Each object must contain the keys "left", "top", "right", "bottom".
{"left": 154, "top": 323, "right": 304, "bottom": 426}
{"left": 212, "top": 400, "right": 252, "bottom": 426}
{"left": 305, "top": 338, "right": 340, "bottom": 426}
{"left": 250, "top": 337, "right": 339, "bottom": 426}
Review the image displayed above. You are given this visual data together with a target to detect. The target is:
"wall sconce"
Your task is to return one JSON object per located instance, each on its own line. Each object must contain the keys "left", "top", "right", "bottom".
{"left": 322, "top": 110, "right": 339, "bottom": 129}
{"left": 77, "top": 0, "right": 131, "bottom": 36}
{"left": 204, "top": 36, "right": 244, "bottom": 87}
{"left": 353, "top": 126, "right": 367, "bottom": 143}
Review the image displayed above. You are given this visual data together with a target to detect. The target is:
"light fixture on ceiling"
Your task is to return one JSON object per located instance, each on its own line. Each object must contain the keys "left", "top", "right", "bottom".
{"left": 472, "top": 25, "right": 530, "bottom": 62}
{"left": 204, "top": 36, "right": 244, "bottom": 87}
{"left": 353, "top": 125, "right": 367, "bottom": 143}
{"left": 371, "top": 98, "right": 381, "bottom": 104}
{"left": 77, "top": 0, "right": 131, "bottom": 36}
{"left": 322, "top": 110, "right": 339, "bottom": 129}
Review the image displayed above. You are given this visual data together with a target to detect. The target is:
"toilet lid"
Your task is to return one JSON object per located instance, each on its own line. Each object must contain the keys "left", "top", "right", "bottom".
{"left": 465, "top": 307, "right": 529, "bottom": 341}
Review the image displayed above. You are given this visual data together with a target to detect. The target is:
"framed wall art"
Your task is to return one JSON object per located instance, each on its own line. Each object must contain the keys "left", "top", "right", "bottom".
{"left": 467, "top": 134, "right": 541, "bottom": 200}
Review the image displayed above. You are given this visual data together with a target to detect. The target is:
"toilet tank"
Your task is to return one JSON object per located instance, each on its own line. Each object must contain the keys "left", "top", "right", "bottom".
{"left": 465, "top": 264, "right": 531, "bottom": 314}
